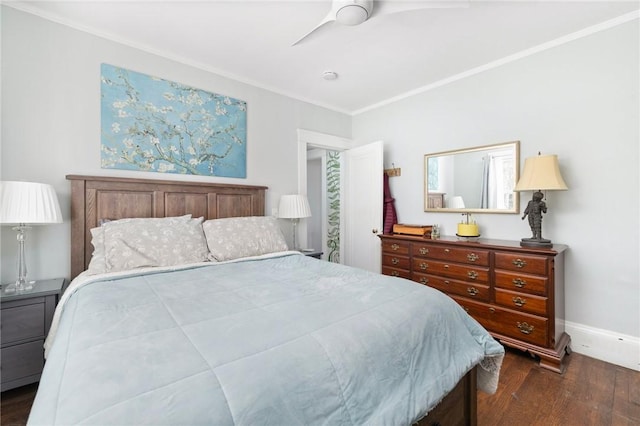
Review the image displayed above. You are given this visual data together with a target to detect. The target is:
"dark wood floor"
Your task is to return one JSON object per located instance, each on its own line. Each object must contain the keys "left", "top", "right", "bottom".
{"left": 478, "top": 348, "right": 640, "bottom": 426}
{"left": 2, "top": 348, "right": 639, "bottom": 425}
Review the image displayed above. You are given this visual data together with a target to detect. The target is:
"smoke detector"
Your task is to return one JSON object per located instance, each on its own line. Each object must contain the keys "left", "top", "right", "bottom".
{"left": 323, "top": 71, "right": 338, "bottom": 81}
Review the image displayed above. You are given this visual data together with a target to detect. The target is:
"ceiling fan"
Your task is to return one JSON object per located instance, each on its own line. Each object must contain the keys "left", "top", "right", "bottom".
{"left": 292, "top": 0, "right": 469, "bottom": 46}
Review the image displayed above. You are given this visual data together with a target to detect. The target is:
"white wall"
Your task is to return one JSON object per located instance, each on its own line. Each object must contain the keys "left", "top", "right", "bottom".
{"left": 0, "top": 7, "right": 351, "bottom": 283}
{"left": 353, "top": 20, "right": 639, "bottom": 366}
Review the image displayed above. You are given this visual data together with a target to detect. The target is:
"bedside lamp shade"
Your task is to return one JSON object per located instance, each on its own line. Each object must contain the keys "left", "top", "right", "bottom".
{"left": 448, "top": 196, "right": 465, "bottom": 209}
{"left": 0, "top": 181, "right": 63, "bottom": 292}
{"left": 278, "top": 195, "right": 311, "bottom": 251}
{"left": 0, "top": 181, "right": 63, "bottom": 225}
{"left": 278, "top": 195, "right": 311, "bottom": 219}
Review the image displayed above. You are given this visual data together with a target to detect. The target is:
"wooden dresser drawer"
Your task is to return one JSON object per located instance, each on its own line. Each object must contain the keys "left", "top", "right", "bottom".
{"left": 382, "top": 266, "right": 411, "bottom": 279}
{"left": 452, "top": 297, "right": 548, "bottom": 347}
{"left": 414, "top": 273, "right": 490, "bottom": 302}
{"left": 382, "top": 253, "right": 410, "bottom": 270}
{"left": 495, "top": 288, "right": 547, "bottom": 316}
{"left": 412, "top": 258, "right": 489, "bottom": 283}
{"left": 381, "top": 240, "right": 411, "bottom": 256}
{"left": 490, "top": 308, "right": 548, "bottom": 347}
{"left": 1, "top": 301, "right": 46, "bottom": 346}
{"left": 494, "top": 270, "right": 548, "bottom": 296}
{"left": 495, "top": 252, "right": 548, "bottom": 275}
{"left": 412, "top": 244, "right": 489, "bottom": 266}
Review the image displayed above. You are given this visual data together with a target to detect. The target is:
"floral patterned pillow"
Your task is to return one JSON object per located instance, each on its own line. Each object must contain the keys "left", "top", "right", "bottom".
{"left": 86, "top": 215, "right": 209, "bottom": 274}
{"left": 203, "top": 216, "right": 288, "bottom": 261}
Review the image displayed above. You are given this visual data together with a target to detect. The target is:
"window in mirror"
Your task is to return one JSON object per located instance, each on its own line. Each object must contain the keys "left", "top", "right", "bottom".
{"left": 424, "top": 141, "right": 520, "bottom": 214}
{"left": 427, "top": 157, "right": 439, "bottom": 191}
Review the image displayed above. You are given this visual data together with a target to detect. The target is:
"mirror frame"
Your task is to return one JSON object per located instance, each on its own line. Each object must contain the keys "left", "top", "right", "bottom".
{"left": 424, "top": 141, "right": 520, "bottom": 214}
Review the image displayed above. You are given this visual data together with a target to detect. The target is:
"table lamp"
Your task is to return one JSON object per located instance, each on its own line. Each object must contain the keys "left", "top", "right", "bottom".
{"left": 0, "top": 181, "right": 63, "bottom": 291}
{"left": 278, "top": 194, "right": 311, "bottom": 251}
{"left": 514, "top": 153, "right": 568, "bottom": 247}
{"left": 448, "top": 196, "right": 465, "bottom": 209}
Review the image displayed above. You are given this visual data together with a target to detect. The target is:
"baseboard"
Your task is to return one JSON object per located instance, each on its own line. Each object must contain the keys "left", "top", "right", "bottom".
{"left": 565, "top": 321, "right": 640, "bottom": 371}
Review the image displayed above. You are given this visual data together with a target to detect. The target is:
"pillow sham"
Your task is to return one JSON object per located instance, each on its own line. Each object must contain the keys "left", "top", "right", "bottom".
{"left": 86, "top": 215, "right": 209, "bottom": 275}
{"left": 203, "top": 216, "right": 288, "bottom": 261}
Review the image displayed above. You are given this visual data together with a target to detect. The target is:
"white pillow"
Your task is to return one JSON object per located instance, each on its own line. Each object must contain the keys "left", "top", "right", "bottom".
{"left": 86, "top": 215, "right": 209, "bottom": 274}
{"left": 203, "top": 216, "right": 288, "bottom": 261}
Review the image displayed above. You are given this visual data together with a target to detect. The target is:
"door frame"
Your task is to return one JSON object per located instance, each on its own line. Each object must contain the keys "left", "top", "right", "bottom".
{"left": 297, "top": 129, "right": 353, "bottom": 262}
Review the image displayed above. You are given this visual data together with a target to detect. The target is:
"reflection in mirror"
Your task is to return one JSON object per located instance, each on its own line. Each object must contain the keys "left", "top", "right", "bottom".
{"left": 424, "top": 141, "right": 520, "bottom": 213}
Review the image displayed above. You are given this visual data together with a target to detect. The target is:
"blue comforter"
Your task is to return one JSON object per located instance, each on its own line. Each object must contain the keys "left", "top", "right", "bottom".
{"left": 29, "top": 253, "right": 503, "bottom": 425}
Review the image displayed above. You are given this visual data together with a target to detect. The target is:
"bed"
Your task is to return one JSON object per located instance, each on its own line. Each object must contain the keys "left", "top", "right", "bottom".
{"left": 27, "top": 175, "right": 504, "bottom": 425}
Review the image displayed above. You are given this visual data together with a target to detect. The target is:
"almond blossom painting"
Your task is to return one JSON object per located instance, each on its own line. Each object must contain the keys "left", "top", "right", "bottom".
{"left": 100, "top": 64, "right": 247, "bottom": 177}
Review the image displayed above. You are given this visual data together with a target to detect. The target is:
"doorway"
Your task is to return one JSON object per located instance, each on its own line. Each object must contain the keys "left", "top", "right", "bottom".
{"left": 297, "top": 129, "right": 383, "bottom": 273}
{"left": 297, "top": 129, "right": 351, "bottom": 263}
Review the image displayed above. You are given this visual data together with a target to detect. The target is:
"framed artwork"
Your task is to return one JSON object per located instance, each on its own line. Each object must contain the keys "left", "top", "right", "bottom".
{"left": 100, "top": 64, "right": 247, "bottom": 178}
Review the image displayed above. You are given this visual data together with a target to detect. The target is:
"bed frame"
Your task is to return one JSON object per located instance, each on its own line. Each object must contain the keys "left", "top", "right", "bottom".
{"left": 67, "top": 175, "right": 267, "bottom": 280}
{"left": 66, "top": 174, "right": 478, "bottom": 426}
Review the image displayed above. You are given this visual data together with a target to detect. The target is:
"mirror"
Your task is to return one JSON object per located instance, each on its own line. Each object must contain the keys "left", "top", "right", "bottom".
{"left": 424, "top": 141, "right": 520, "bottom": 213}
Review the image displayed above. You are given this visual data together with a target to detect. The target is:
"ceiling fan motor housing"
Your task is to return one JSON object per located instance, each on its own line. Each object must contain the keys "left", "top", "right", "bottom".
{"left": 335, "top": 0, "right": 373, "bottom": 25}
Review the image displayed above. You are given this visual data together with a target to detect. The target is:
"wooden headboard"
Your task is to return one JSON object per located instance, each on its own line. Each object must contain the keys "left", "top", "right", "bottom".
{"left": 67, "top": 175, "right": 267, "bottom": 280}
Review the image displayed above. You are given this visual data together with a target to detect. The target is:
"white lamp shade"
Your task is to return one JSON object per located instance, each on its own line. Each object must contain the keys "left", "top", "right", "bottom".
{"left": 0, "top": 181, "right": 63, "bottom": 225}
{"left": 278, "top": 194, "right": 311, "bottom": 219}
{"left": 514, "top": 154, "right": 568, "bottom": 192}
{"left": 448, "top": 196, "right": 465, "bottom": 209}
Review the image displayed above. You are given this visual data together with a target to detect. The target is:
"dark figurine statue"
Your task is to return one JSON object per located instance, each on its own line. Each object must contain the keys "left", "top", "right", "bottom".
{"left": 522, "top": 191, "right": 546, "bottom": 240}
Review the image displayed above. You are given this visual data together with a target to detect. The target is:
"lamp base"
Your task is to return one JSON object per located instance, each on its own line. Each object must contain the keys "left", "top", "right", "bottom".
{"left": 3, "top": 280, "right": 33, "bottom": 294}
{"left": 520, "top": 237, "right": 553, "bottom": 248}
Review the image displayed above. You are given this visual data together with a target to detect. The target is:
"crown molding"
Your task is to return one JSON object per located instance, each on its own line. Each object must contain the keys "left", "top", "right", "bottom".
{"left": 2, "top": 2, "right": 352, "bottom": 116}
{"left": 352, "top": 9, "right": 640, "bottom": 115}
{"left": 4, "top": 2, "right": 638, "bottom": 117}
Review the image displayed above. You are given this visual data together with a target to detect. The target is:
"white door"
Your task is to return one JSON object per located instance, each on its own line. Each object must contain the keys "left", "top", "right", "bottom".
{"left": 343, "top": 141, "right": 384, "bottom": 273}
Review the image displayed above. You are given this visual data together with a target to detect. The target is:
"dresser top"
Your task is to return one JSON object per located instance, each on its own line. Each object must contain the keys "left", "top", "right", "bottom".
{"left": 379, "top": 234, "right": 568, "bottom": 254}
{"left": 0, "top": 278, "right": 66, "bottom": 302}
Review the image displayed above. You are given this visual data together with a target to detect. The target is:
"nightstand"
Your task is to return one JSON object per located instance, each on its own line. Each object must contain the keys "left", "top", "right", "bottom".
{"left": 302, "top": 250, "right": 323, "bottom": 259}
{"left": 1, "top": 278, "right": 65, "bottom": 391}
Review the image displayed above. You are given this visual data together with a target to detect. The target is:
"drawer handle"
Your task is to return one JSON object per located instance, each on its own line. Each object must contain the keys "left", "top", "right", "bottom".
{"left": 391, "top": 244, "right": 400, "bottom": 251}
{"left": 444, "top": 248, "right": 450, "bottom": 253}
{"left": 391, "top": 271, "right": 399, "bottom": 277}
{"left": 467, "top": 253, "right": 479, "bottom": 262}
{"left": 419, "top": 263, "right": 428, "bottom": 270}
{"left": 517, "top": 322, "right": 534, "bottom": 335}
{"left": 512, "top": 258, "right": 527, "bottom": 268}
{"left": 512, "top": 296, "right": 526, "bottom": 307}
{"left": 419, "top": 277, "right": 428, "bottom": 285}
{"left": 489, "top": 307, "right": 496, "bottom": 313}
{"left": 464, "top": 307, "right": 469, "bottom": 313}
{"left": 443, "top": 280, "right": 450, "bottom": 285}
{"left": 419, "top": 247, "right": 429, "bottom": 255}
{"left": 512, "top": 278, "right": 527, "bottom": 288}
{"left": 444, "top": 264, "right": 449, "bottom": 269}
{"left": 467, "top": 287, "right": 478, "bottom": 296}
{"left": 467, "top": 270, "right": 478, "bottom": 280}
{"left": 391, "top": 257, "right": 399, "bottom": 265}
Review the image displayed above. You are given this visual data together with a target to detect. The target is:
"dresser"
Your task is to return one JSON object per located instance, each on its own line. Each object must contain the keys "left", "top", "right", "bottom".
{"left": 1, "top": 278, "right": 65, "bottom": 391}
{"left": 380, "top": 234, "right": 569, "bottom": 373}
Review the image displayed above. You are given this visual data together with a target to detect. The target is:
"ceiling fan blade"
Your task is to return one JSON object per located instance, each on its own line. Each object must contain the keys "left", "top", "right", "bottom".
{"left": 372, "top": 0, "right": 469, "bottom": 18}
{"left": 292, "top": 11, "right": 337, "bottom": 46}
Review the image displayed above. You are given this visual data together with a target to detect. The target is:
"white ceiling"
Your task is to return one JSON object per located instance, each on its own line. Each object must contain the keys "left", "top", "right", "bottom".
{"left": 8, "top": 1, "right": 640, "bottom": 114}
